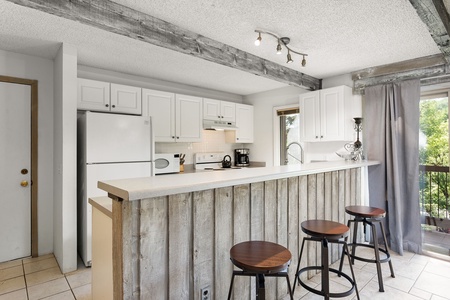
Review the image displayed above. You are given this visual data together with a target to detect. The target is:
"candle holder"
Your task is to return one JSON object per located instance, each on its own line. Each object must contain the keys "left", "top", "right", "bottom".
{"left": 341, "top": 118, "right": 364, "bottom": 161}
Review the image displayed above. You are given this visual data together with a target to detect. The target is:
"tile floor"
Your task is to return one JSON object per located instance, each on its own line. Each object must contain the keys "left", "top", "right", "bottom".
{"left": 1, "top": 249, "right": 450, "bottom": 299}
{"left": 0, "top": 254, "right": 91, "bottom": 300}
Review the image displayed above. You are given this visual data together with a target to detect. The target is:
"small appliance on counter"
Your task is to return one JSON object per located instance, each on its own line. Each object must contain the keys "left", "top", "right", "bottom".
{"left": 154, "top": 153, "right": 180, "bottom": 174}
{"left": 234, "top": 148, "right": 250, "bottom": 167}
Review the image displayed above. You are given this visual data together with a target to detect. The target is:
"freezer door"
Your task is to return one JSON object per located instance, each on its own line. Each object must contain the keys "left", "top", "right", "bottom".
{"left": 78, "top": 162, "right": 151, "bottom": 266}
{"left": 85, "top": 112, "right": 152, "bottom": 163}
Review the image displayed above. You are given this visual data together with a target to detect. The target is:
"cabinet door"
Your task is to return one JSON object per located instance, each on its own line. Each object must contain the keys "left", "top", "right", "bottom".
{"left": 203, "top": 98, "right": 221, "bottom": 121}
{"left": 220, "top": 101, "right": 236, "bottom": 122}
{"left": 77, "top": 78, "right": 110, "bottom": 112}
{"left": 320, "top": 86, "right": 345, "bottom": 141}
{"left": 142, "top": 89, "right": 176, "bottom": 142}
{"left": 235, "top": 104, "right": 253, "bottom": 143}
{"left": 110, "top": 84, "right": 142, "bottom": 115}
{"left": 176, "top": 94, "right": 202, "bottom": 142}
{"left": 299, "top": 91, "right": 320, "bottom": 142}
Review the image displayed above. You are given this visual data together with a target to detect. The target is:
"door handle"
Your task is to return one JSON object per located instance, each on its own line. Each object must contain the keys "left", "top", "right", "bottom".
{"left": 20, "top": 180, "right": 29, "bottom": 187}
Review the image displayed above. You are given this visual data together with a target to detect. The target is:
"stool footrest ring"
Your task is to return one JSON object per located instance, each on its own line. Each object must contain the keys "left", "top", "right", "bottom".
{"left": 297, "top": 266, "right": 356, "bottom": 298}
{"left": 347, "top": 243, "right": 391, "bottom": 264}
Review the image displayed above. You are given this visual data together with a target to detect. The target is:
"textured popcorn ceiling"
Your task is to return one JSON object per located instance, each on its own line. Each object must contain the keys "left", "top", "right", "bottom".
{"left": 0, "top": 0, "right": 443, "bottom": 95}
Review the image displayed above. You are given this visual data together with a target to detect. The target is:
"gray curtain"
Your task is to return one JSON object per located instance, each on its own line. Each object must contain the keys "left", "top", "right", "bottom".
{"left": 364, "top": 79, "right": 422, "bottom": 255}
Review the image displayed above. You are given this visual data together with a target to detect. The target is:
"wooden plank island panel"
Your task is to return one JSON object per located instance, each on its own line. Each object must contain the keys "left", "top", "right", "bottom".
{"left": 112, "top": 168, "right": 362, "bottom": 300}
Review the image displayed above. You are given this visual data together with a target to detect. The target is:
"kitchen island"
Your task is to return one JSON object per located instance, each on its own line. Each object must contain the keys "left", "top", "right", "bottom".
{"left": 97, "top": 160, "right": 378, "bottom": 300}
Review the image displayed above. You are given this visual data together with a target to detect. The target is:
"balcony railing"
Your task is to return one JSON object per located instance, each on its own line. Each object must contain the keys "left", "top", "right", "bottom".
{"left": 419, "top": 165, "right": 450, "bottom": 231}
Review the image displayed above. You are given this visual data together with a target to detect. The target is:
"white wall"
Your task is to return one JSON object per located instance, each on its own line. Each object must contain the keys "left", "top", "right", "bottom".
{"left": 53, "top": 44, "right": 78, "bottom": 273}
{"left": 244, "top": 86, "right": 307, "bottom": 166}
{"left": 0, "top": 49, "right": 54, "bottom": 255}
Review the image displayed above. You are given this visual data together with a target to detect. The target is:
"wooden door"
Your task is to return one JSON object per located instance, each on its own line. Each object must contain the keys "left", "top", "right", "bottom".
{"left": 0, "top": 81, "right": 32, "bottom": 262}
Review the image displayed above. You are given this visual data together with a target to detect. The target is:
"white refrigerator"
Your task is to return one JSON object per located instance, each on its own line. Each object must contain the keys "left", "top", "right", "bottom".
{"left": 77, "top": 111, "right": 154, "bottom": 266}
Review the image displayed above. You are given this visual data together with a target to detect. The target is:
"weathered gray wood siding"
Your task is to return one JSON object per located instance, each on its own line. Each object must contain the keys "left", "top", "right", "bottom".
{"left": 112, "top": 168, "right": 362, "bottom": 300}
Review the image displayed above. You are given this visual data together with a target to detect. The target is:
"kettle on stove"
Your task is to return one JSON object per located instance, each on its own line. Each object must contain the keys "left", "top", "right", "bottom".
{"left": 222, "top": 155, "right": 232, "bottom": 168}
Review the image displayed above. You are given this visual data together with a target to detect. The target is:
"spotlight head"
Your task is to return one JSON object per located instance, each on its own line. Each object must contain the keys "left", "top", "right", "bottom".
{"left": 301, "top": 56, "right": 306, "bottom": 67}
{"left": 276, "top": 42, "right": 282, "bottom": 54}
{"left": 286, "top": 52, "right": 293, "bottom": 63}
{"left": 255, "top": 33, "right": 262, "bottom": 46}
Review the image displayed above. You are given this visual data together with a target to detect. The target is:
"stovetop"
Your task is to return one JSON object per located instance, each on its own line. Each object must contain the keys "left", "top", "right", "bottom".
{"left": 194, "top": 152, "right": 241, "bottom": 170}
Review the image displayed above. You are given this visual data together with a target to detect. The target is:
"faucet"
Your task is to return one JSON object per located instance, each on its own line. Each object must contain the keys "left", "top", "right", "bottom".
{"left": 285, "top": 141, "right": 304, "bottom": 164}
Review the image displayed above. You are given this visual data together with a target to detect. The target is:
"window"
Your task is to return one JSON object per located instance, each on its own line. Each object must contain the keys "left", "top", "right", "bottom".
{"left": 277, "top": 107, "right": 302, "bottom": 165}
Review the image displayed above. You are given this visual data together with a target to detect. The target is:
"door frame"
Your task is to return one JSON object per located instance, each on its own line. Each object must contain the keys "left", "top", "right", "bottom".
{"left": 0, "top": 75, "right": 38, "bottom": 257}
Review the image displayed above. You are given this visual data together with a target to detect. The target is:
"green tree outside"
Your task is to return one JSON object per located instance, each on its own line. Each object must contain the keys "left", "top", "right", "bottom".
{"left": 419, "top": 97, "right": 449, "bottom": 219}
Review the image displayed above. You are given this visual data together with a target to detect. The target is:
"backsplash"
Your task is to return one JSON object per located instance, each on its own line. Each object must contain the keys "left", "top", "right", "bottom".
{"left": 155, "top": 130, "right": 239, "bottom": 164}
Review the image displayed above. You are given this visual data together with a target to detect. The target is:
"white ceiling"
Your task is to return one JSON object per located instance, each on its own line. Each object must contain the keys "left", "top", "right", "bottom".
{"left": 0, "top": 0, "right": 443, "bottom": 95}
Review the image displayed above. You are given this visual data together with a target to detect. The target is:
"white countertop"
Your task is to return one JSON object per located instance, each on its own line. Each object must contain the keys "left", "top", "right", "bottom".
{"left": 98, "top": 160, "right": 379, "bottom": 201}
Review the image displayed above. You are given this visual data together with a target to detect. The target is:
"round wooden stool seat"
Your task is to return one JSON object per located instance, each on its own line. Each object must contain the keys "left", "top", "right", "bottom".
{"left": 230, "top": 241, "right": 291, "bottom": 273}
{"left": 228, "top": 241, "right": 293, "bottom": 300}
{"left": 301, "top": 220, "right": 350, "bottom": 239}
{"left": 345, "top": 205, "right": 386, "bottom": 218}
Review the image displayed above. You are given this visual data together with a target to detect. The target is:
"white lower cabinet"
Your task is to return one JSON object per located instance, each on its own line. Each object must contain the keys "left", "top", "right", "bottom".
{"left": 226, "top": 103, "right": 254, "bottom": 143}
{"left": 142, "top": 89, "right": 202, "bottom": 142}
{"left": 77, "top": 78, "right": 142, "bottom": 115}
{"left": 299, "top": 85, "right": 360, "bottom": 142}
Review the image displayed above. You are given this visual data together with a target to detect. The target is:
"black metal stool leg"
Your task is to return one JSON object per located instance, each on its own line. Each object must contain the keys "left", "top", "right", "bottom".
{"left": 343, "top": 240, "right": 360, "bottom": 300}
{"left": 321, "top": 238, "right": 330, "bottom": 300}
{"left": 371, "top": 222, "right": 384, "bottom": 292}
{"left": 379, "top": 221, "right": 395, "bottom": 278}
{"left": 283, "top": 273, "right": 294, "bottom": 300}
{"left": 293, "top": 237, "right": 307, "bottom": 292}
{"left": 351, "top": 218, "right": 359, "bottom": 265}
{"left": 227, "top": 272, "right": 236, "bottom": 300}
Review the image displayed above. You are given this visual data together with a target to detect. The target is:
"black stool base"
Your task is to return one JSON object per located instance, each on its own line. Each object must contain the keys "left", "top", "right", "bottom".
{"left": 347, "top": 242, "right": 393, "bottom": 265}
{"left": 297, "top": 266, "right": 356, "bottom": 298}
{"left": 227, "top": 270, "right": 293, "bottom": 300}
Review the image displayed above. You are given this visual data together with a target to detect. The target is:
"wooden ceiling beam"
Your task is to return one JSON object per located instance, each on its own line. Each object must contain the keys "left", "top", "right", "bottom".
{"left": 6, "top": 0, "right": 321, "bottom": 91}
{"left": 352, "top": 54, "right": 450, "bottom": 94}
{"left": 409, "top": 0, "right": 450, "bottom": 62}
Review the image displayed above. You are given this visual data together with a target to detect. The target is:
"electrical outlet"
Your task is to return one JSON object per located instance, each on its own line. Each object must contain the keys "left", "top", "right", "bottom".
{"left": 200, "top": 286, "right": 210, "bottom": 300}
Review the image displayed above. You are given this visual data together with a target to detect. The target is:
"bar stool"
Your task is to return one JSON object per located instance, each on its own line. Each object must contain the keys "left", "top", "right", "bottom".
{"left": 339, "top": 205, "right": 395, "bottom": 292}
{"left": 227, "top": 241, "right": 293, "bottom": 300}
{"left": 293, "top": 220, "right": 359, "bottom": 300}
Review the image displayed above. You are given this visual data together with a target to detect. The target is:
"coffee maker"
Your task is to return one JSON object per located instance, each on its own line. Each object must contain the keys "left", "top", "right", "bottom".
{"left": 234, "top": 148, "right": 250, "bottom": 167}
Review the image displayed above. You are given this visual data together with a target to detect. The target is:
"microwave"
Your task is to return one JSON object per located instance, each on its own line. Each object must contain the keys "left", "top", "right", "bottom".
{"left": 154, "top": 153, "right": 180, "bottom": 174}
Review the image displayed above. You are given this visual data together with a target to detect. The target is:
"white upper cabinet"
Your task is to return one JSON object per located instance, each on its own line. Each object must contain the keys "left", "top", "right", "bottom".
{"left": 110, "top": 83, "right": 142, "bottom": 115}
{"left": 77, "top": 78, "right": 110, "bottom": 112}
{"left": 226, "top": 103, "right": 254, "bottom": 143}
{"left": 142, "top": 89, "right": 202, "bottom": 142}
{"left": 77, "top": 78, "right": 142, "bottom": 115}
{"left": 300, "top": 85, "right": 359, "bottom": 142}
{"left": 203, "top": 98, "right": 236, "bottom": 122}
{"left": 142, "top": 89, "right": 176, "bottom": 142}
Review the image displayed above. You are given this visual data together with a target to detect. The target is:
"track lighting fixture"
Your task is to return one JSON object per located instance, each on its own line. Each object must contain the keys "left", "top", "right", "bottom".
{"left": 254, "top": 29, "right": 308, "bottom": 67}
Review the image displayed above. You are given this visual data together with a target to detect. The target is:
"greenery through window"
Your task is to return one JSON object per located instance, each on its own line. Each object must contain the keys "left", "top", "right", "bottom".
{"left": 419, "top": 94, "right": 449, "bottom": 221}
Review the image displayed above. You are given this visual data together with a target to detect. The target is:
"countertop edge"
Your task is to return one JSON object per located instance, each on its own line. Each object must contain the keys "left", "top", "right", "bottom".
{"left": 89, "top": 196, "right": 113, "bottom": 218}
{"left": 98, "top": 160, "right": 380, "bottom": 201}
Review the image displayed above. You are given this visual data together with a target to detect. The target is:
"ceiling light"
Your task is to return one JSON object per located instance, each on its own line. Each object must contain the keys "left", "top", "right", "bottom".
{"left": 255, "top": 32, "right": 262, "bottom": 46}
{"left": 276, "top": 41, "right": 282, "bottom": 54}
{"left": 301, "top": 55, "right": 306, "bottom": 67}
{"left": 254, "top": 29, "right": 308, "bottom": 67}
{"left": 287, "top": 50, "right": 293, "bottom": 63}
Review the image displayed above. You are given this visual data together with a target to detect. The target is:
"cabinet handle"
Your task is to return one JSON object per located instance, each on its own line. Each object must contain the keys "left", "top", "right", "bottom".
{"left": 177, "top": 136, "right": 180, "bottom": 139}
{"left": 321, "top": 135, "right": 323, "bottom": 138}
{"left": 105, "top": 104, "right": 109, "bottom": 107}
{"left": 112, "top": 105, "right": 116, "bottom": 108}
{"left": 315, "top": 136, "right": 318, "bottom": 138}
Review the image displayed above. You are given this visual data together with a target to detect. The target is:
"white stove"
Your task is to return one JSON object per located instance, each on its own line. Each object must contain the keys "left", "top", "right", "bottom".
{"left": 194, "top": 152, "right": 240, "bottom": 170}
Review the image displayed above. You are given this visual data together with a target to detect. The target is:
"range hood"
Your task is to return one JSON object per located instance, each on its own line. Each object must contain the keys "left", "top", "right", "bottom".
{"left": 203, "top": 119, "right": 238, "bottom": 130}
